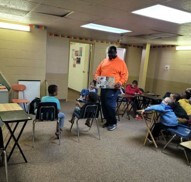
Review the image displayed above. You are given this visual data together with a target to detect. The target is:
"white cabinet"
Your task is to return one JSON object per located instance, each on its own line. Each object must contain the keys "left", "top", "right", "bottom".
{"left": 0, "top": 89, "right": 9, "bottom": 103}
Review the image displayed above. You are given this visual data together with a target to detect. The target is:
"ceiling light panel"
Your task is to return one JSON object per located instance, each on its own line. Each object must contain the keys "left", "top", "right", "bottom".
{"left": 0, "top": 22, "right": 30, "bottom": 31}
{"left": 132, "top": 4, "right": 191, "bottom": 24}
{"left": 81, "top": 23, "right": 131, "bottom": 34}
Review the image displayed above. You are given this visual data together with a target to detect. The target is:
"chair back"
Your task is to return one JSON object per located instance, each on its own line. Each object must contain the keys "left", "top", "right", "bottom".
{"left": 11, "top": 84, "right": 27, "bottom": 99}
{"left": 80, "top": 104, "right": 99, "bottom": 119}
{"left": 0, "top": 127, "right": 4, "bottom": 149}
{"left": 36, "top": 102, "right": 58, "bottom": 121}
{"left": 12, "top": 84, "right": 26, "bottom": 92}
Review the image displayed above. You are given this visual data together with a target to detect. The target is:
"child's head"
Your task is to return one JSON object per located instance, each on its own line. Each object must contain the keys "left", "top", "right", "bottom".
{"left": 48, "top": 85, "right": 58, "bottom": 96}
{"left": 87, "top": 92, "right": 98, "bottom": 103}
{"left": 185, "top": 88, "right": 191, "bottom": 99}
{"left": 162, "top": 97, "right": 173, "bottom": 105}
{"left": 132, "top": 80, "right": 138, "bottom": 88}
{"left": 89, "top": 81, "right": 96, "bottom": 89}
{"left": 170, "top": 93, "right": 181, "bottom": 102}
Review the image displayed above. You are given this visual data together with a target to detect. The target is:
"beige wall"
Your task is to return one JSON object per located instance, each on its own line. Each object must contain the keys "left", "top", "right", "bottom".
{"left": 0, "top": 28, "right": 47, "bottom": 97}
{"left": 146, "top": 47, "right": 191, "bottom": 95}
{"left": 125, "top": 47, "right": 142, "bottom": 84}
{"left": 1, "top": 28, "right": 191, "bottom": 100}
{"left": 46, "top": 36, "right": 69, "bottom": 99}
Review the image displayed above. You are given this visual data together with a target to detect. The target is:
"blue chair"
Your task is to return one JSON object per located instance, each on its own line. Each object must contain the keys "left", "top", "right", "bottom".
{"left": 162, "top": 124, "right": 191, "bottom": 165}
{"left": 32, "top": 102, "right": 60, "bottom": 147}
{"left": 70, "top": 103, "right": 100, "bottom": 142}
{"left": 0, "top": 127, "right": 8, "bottom": 182}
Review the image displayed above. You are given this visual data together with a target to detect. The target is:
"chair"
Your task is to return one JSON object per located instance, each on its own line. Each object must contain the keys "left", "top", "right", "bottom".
{"left": 70, "top": 104, "right": 100, "bottom": 142}
{"left": 32, "top": 102, "right": 61, "bottom": 147}
{"left": 0, "top": 127, "right": 8, "bottom": 182}
{"left": 11, "top": 84, "right": 29, "bottom": 112}
{"left": 141, "top": 111, "right": 160, "bottom": 148}
{"left": 162, "top": 124, "right": 191, "bottom": 165}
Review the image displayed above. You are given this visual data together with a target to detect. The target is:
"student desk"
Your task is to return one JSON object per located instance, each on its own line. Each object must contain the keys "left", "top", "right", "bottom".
{"left": 138, "top": 94, "right": 162, "bottom": 108}
{"left": 116, "top": 94, "right": 135, "bottom": 120}
{"left": 0, "top": 103, "right": 32, "bottom": 163}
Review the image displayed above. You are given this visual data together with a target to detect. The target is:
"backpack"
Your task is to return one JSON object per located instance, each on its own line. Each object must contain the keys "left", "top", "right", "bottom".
{"left": 29, "top": 97, "right": 41, "bottom": 115}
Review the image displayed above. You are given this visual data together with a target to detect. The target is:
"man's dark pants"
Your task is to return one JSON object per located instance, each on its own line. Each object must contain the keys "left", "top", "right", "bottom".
{"left": 100, "top": 89, "right": 119, "bottom": 126}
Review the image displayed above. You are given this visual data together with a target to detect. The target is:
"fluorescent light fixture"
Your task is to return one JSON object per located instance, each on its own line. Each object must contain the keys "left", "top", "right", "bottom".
{"left": 81, "top": 23, "right": 131, "bottom": 34}
{"left": 132, "top": 4, "right": 191, "bottom": 24}
{"left": 0, "top": 22, "right": 30, "bottom": 31}
{"left": 176, "top": 46, "right": 191, "bottom": 51}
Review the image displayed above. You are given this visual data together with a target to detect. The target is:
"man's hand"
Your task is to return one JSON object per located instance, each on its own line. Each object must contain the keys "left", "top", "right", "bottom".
{"left": 114, "top": 82, "right": 121, "bottom": 89}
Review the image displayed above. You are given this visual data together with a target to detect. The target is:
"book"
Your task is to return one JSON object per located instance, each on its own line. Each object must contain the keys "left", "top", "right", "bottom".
{"left": 96, "top": 76, "right": 115, "bottom": 89}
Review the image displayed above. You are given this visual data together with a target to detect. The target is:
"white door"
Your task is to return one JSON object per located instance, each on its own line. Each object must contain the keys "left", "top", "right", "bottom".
{"left": 68, "top": 42, "right": 91, "bottom": 92}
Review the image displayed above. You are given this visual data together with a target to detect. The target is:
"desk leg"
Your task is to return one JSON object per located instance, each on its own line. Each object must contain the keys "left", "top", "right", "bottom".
{"left": 122, "top": 101, "right": 131, "bottom": 120}
{"left": 5, "top": 121, "right": 28, "bottom": 163}
{"left": 5, "top": 122, "right": 19, "bottom": 149}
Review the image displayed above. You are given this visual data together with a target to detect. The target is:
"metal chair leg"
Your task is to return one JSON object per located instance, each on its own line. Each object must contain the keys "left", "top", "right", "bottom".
{"left": 32, "top": 120, "right": 36, "bottom": 148}
{"left": 3, "top": 150, "right": 8, "bottom": 182}
{"left": 95, "top": 118, "right": 101, "bottom": 140}
{"left": 162, "top": 134, "right": 176, "bottom": 152}
{"left": 58, "top": 122, "right": 61, "bottom": 145}
{"left": 70, "top": 119, "right": 75, "bottom": 131}
{"left": 76, "top": 120, "right": 80, "bottom": 142}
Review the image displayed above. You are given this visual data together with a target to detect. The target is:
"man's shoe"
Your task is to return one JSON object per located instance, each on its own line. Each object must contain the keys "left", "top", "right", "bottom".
{"left": 135, "top": 115, "right": 142, "bottom": 120}
{"left": 102, "top": 123, "right": 109, "bottom": 128}
{"left": 55, "top": 132, "right": 59, "bottom": 139}
{"left": 107, "top": 124, "right": 117, "bottom": 131}
{"left": 85, "top": 120, "right": 91, "bottom": 127}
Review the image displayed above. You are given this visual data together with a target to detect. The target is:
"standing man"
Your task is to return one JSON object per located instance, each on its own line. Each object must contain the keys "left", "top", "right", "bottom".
{"left": 94, "top": 46, "right": 128, "bottom": 131}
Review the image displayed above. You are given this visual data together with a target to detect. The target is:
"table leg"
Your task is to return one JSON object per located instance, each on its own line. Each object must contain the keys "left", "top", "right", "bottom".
{"left": 5, "top": 121, "right": 28, "bottom": 162}
{"left": 5, "top": 122, "right": 19, "bottom": 149}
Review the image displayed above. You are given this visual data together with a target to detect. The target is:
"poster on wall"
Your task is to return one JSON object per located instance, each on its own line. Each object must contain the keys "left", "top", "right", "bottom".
{"left": 72, "top": 47, "right": 83, "bottom": 66}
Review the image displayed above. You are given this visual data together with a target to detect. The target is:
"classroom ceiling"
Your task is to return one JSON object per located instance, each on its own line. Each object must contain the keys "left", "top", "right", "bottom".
{"left": 0, "top": 0, "right": 191, "bottom": 46}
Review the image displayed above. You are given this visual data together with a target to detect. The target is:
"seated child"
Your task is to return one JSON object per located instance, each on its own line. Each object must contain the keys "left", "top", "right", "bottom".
{"left": 169, "top": 93, "right": 189, "bottom": 124}
{"left": 77, "top": 81, "right": 97, "bottom": 101}
{"left": 41, "top": 84, "right": 65, "bottom": 138}
{"left": 125, "top": 80, "right": 143, "bottom": 95}
{"left": 69, "top": 92, "right": 98, "bottom": 127}
{"left": 125, "top": 80, "right": 143, "bottom": 119}
{"left": 178, "top": 97, "right": 191, "bottom": 122}
{"left": 141, "top": 97, "right": 178, "bottom": 139}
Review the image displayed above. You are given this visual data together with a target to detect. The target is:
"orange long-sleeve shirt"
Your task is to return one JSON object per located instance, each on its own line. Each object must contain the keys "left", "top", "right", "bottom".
{"left": 94, "top": 56, "right": 129, "bottom": 85}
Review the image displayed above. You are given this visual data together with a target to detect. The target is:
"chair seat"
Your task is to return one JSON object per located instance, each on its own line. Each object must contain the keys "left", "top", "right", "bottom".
{"left": 12, "top": 99, "right": 29, "bottom": 103}
{"left": 167, "top": 126, "right": 191, "bottom": 139}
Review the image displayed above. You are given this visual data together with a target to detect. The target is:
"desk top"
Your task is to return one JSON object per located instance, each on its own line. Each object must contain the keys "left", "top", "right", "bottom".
{"left": 180, "top": 141, "right": 191, "bottom": 150}
{"left": 0, "top": 103, "right": 23, "bottom": 112}
{"left": 0, "top": 110, "right": 31, "bottom": 123}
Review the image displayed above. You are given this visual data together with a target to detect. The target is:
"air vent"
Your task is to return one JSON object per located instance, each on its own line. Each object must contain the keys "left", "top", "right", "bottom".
{"left": 35, "top": 4, "right": 73, "bottom": 18}
{"left": 37, "top": 11, "right": 73, "bottom": 18}
{"left": 135, "top": 32, "right": 182, "bottom": 40}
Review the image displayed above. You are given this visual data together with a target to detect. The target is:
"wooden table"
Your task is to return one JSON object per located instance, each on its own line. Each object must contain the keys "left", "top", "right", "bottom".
{"left": 0, "top": 103, "right": 32, "bottom": 162}
{"left": 180, "top": 141, "right": 191, "bottom": 166}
